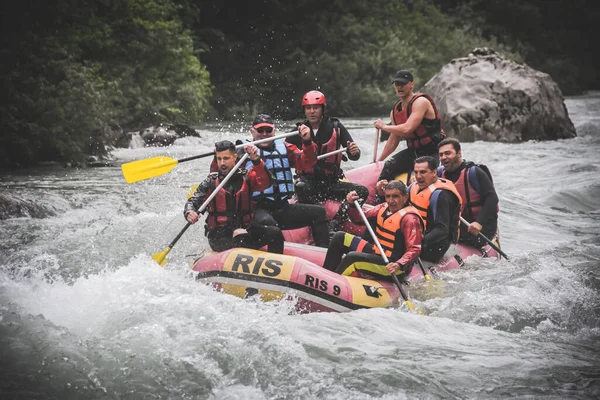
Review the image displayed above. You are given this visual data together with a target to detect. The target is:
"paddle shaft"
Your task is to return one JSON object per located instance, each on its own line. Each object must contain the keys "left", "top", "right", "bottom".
{"left": 459, "top": 216, "right": 509, "bottom": 260}
{"left": 416, "top": 257, "right": 431, "bottom": 280}
{"left": 317, "top": 147, "right": 347, "bottom": 160}
{"left": 197, "top": 153, "right": 250, "bottom": 214}
{"left": 353, "top": 200, "right": 415, "bottom": 309}
{"left": 373, "top": 128, "right": 380, "bottom": 163}
{"left": 177, "top": 131, "right": 299, "bottom": 163}
{"left": 158, "top": 153, "right": 251, "bottom": 259}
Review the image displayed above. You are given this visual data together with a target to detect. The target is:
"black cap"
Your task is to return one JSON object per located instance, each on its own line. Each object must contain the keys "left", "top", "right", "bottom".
{"left": 215, "top": 140, "right": 235, "bottom": 152}
{"left": 392, "top": 70, "right": 414, "bottom": 84}
{"left": 252, "top": 114, "right": 274, "bottom": 129}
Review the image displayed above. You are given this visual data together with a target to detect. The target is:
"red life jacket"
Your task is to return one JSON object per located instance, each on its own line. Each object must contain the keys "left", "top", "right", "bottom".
{"left": 373, "top": 205, "right": 424, "bottom": 259}
{"left": 315, "top": 118, "right": 343, "bottom": 177}
{"left": 205, "top": 172, "right": 253, "bottom": 229}
{"left": 438, "top": 162, "right": 499, "bottom": 222}
{"left": 392, "top": 93, "right": 445, "bottom": 150}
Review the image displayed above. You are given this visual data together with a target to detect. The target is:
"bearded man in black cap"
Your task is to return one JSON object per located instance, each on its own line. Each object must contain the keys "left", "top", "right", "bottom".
{"left": 373, "top": 70, "right": 446, "bottom": 200}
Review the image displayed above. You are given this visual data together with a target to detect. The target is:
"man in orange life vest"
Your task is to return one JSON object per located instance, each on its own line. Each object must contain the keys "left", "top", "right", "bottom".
{"left": 437, "top": 137, "right": 499, "bottom": 249}
{"left": 184, "top": 140, "right": 284, "bottom": 254}
{"left": 243, "top": 114, "right": 331, "bottom": 248}
{"left": 321, "top": 180, "right": 424, "bottom": 280}
{"left": 409, "top": 156, "right": 462, "bottom": 263}
{"left": 373, "top": 70, "right": 446, "bottom": 192}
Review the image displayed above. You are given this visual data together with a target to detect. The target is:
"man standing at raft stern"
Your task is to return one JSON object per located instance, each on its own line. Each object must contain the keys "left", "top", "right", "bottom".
{"left": 322, "top": 180, "right": 423, "bottom": 280}
{"left": 409, "top": 156, "right": 462, "bottom": 263}
{"left": 373, "top": 70, "right": 446, "bottom": 194}
{"left": 184, "top": 140, "right": 284, "bottom": 254}
{"left": 243, "top": 114, "right": 331, "bottom": 248}
{"left": 437, "top": 137, "right": 499, "bottom": 249}
{"left": 287, "top": 90, "right": 369, "bottom": 231}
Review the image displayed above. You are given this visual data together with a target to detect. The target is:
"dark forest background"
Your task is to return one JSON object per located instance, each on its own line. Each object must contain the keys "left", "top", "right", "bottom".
{"left": 1, "top": 0, "right": 598, "bottom": 167}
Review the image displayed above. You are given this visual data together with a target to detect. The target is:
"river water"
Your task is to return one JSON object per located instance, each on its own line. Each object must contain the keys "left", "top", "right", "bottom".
{"left": 1, "top": 93, "right": 599, "bottom": 399}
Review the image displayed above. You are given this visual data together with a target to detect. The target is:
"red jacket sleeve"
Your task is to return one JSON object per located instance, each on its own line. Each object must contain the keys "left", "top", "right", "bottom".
{"left": 396, "top": 214, "right": 423, "bottom": 266}
{"left": 246, "top": 159, "right": 272, "bottom": 193}
{"left": 288, "top": 140, "right": 318, "bottom": 173}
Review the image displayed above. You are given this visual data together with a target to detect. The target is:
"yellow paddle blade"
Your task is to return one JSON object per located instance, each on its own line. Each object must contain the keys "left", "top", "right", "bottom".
{"left": 152, "top": 248, "right": 171, "bottom": 266}
{"left": 121, "top": 156, "right": 178, "bottom": 184}
{"left": 404, "top": 300, "right": 424, "bottom": 315}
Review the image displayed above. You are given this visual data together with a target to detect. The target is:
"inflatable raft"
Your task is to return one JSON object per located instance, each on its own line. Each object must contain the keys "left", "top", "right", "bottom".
{"left": 281, "top": 161, "right": 414, "bottom": 242}
{"left": 191, "top": 239, "right": 500, "bottom": 313}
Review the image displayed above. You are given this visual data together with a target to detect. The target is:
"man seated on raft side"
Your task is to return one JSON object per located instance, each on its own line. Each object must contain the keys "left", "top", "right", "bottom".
{"left": 287, "top": 90, "right": 369, "bottom": 231}
{"left": 241, "top": 113, "right": 331, "bottom": 248}
{"left": 184, "top": 140, "right": 284, "bottom": 254}
{"left": 373, "top": 70, "right": 446, "bottom": 204}
{"left": 408, "top": 156, "right": 462, "bottom": 263}
{"left": 321, "top": 180, "right": 424, "bottom": 280}
{"left": 437, "top": 137, "right": 500, "bottom": 249}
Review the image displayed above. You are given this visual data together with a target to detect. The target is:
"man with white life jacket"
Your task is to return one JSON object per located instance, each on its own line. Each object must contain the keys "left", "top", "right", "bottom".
{"left": 437, "top": 137, "right": 499, "bottom": 248}
{"left": 373, "top": 70, "right": 446, "bottom": 197}
{"left": 322, "top": 180, "right": 424, "bottom": 280}
{"left": 241, "top": 114, "right": 331, "bottom": 247}
{"left": 409, "top": 156, "right": 462, "bottom": 263}
{"left": 287, "top": 90, "right": 369, "bottom": 230}
{"left": 184, "top": 140, "right": 284, "bottom": 254}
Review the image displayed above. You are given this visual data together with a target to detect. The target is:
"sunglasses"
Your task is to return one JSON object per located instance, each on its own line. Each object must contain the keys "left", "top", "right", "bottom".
{"left": 255, "top": 127, "right": 273, "bottom": 134}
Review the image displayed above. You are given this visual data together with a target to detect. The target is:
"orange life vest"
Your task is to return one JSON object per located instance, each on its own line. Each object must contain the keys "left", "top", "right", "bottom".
{"left": 373, "top": 205, "right": 423, "bottom": 259}
{"left": 408, "top": 178, "right": 462, "bottom": 241}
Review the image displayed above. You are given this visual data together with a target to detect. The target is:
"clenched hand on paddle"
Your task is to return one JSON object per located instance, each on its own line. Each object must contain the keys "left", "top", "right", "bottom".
{"left": 122, "top": 131, "right": 299, "bottom": 184}
{"left": 459, "top": 216, "right": 509, "bottom": 260}
{"left": 151, "top": 146, "right": 256, "bottom": 266}
{"left": 352, "top": 199, "right": 423, "bottom": 314}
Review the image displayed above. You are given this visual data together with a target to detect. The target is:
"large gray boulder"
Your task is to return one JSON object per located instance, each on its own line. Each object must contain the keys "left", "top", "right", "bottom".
{"left": 422, "top": 48, "right": 576, "bottom": 142}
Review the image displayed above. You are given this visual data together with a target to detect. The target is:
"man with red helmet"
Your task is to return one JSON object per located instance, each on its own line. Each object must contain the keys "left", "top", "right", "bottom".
{"left": 287, "top": 90, "right": 369, "bottom": 231}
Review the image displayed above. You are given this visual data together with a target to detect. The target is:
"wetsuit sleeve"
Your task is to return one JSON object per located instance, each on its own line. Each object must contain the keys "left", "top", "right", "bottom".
{"left": 338, "top": 122, "right": 361, "bottom": 161}
{"left": 184, "top": 175, "right": 213, "bottom": 215}
{"left": 474, "top": 166, "right": 499, "bottom": 225}
{"left": 394, "top": 214, "right": 423, "bottom": 266}
{"left": 247, "top": 159, "right": 273, "bottom": 193}
{"left": 424, "top": 190, "right": 455, "bottom": 245}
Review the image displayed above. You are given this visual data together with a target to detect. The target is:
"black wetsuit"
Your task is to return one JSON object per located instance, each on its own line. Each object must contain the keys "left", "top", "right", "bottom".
{"left": 443, "top": 161, "right": 499, "bottom": 248}
{"left": 287, "top": 117, "right": 369, "bottom": 204}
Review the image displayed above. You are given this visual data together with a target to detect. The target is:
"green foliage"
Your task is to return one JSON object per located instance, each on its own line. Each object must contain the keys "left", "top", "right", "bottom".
{"left": 1, "top": 0, "right": 595, "bottom": 168}
{"left": 194, "top": 0, "right": 518, "bottom": 119}
{"left": 0, "top": 0, "right": 212, "bottom": 168}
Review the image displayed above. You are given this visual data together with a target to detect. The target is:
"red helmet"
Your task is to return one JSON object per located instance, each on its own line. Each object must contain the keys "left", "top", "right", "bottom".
{"left": 302, "top": 90, "right": 326, "bottom": 107}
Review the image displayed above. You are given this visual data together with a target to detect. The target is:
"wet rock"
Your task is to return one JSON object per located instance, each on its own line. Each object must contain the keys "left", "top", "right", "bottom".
{"left": 423, "top": 47, "right": 577, "bottom": 142}
{"left": 0, "top": 193, "right": 56, "bottom": 219}
{"left": 167, "top": 123, "right": 200, "bottom": 138}
{"left": 138, "top": 123, "right": 200, "bottom": 147}
{"left": 139, "top": 125, "right": 178, "bottom": 147}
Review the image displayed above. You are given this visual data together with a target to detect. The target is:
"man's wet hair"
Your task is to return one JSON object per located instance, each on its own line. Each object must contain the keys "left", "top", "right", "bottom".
{"left": 438, "top": 137, "right": 461, "bottom": 152}
{"left": 414, "top": 155, "right": 439, "bottom": 171}
{"left": 384, "top": 179, "right": 408, "bottom": 194}
{"left": 215, "top": 140, "right": 236, "bottom": 152}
